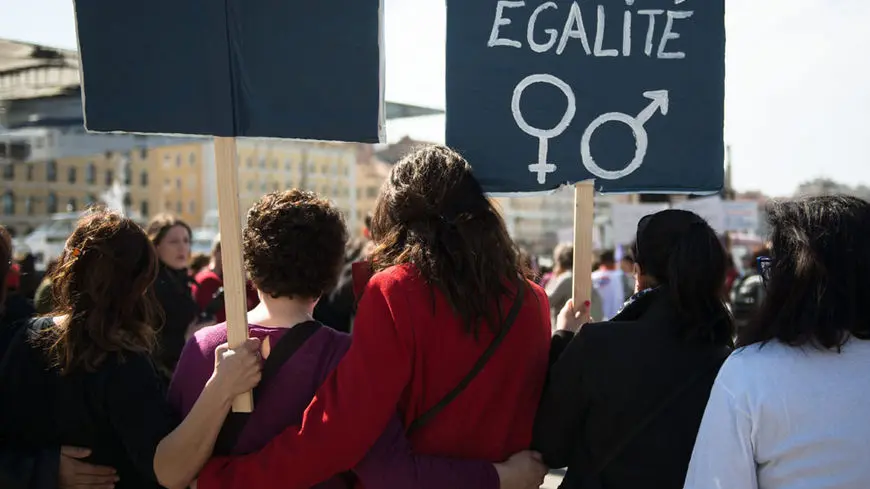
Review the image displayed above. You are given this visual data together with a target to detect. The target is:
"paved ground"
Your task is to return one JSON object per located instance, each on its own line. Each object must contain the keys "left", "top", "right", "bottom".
{"left": 542, "top": 469, "right": 565, "bottom": 488}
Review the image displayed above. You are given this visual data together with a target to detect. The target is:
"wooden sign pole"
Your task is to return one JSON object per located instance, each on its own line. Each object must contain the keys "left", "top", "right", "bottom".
{"left": 213, "top": 136, "right": 253, "bottom": 413}
{"left": 572, "top": 181, "right": 595, "bottom": 309}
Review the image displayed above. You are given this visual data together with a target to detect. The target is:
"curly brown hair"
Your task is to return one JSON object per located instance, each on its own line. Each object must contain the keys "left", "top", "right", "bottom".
{"left": 42, "top": 208, "right": 162, "bottom": 374}
{"left": 146, "top": 213, "right": 192, "bottom": 247}
{"left": 244, "top": 190, "right": 348, "bottom": 300}
{"left": 370, "top": 145, "right": 529, "bottom": 336}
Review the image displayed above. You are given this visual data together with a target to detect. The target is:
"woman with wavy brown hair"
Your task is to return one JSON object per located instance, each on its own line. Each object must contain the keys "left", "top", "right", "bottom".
{"left": 198, "top": 145, "right": 551, "bottom": 489}
{"left": 0, "top": 209, "right": 261, "bottom": 489}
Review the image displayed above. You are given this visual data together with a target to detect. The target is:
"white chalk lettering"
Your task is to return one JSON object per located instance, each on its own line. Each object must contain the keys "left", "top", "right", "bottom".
{"left": 594, "top": 5, "right": 619, "bottom": 57}
{"left": 637, "top": 9, "right": 664, "bottom": 57}
{"left": 622, "top": 0, "right": 636, "bottom": 56}
{"left": 488, "top": 2, "right": 692, "bottom": 60}
{"left": 581, "top": 90, "right": 669, "bottom": 180}
{"left": 556, "top": 2, "right": 591, "bottom": 55}
{"left": 528, "top": 2, "right": 559, "bottom": 53}
{"left": 658, "top": 10, "right": 694, "bottom": 59}
{"left": 511, "top": 74, "right": 577, "bottom": 184}
{"left": 488, "top": 1, "right": 525, "bottom": 49}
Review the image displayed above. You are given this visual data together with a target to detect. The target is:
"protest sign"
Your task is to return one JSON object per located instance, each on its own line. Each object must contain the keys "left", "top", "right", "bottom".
{"left": 74, "top": 0, "right": 385, "bottom": 143}
{"left": 610, "top": 202, "right": 669, "bottom": 246}
{"left": 74, "top": 0, "right": 385, "bottom": 412}
{"left": 723, "top": 201, "right": 761, "bottom": 233}
{"left": 446, "top": 0, "right": 725, "bottom": 194}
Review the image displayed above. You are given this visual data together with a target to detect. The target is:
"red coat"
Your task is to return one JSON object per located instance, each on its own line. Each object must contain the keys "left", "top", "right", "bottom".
{"left": 198, "top": 263, "right": 552, "bottom": 488}
{"left": 192, "top": 269, "right": 259, "bottom": 323}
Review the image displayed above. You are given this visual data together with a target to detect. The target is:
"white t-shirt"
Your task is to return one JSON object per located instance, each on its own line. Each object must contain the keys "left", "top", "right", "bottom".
{"left": 591, "top": 268, "right": 627, "bottom": 320}
{"left": 684, "top": 337, "right": 870, "bottom": 489}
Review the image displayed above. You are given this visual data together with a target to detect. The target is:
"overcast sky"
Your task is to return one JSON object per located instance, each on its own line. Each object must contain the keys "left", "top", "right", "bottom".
{"left": 2, "top": 0, "right": 868, "bottom": 196}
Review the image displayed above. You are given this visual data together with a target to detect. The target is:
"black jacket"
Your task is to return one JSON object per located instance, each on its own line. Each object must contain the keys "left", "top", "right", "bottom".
{"left": 533, "top": 288, "right": 732, "bottom": 489}
{"left": 152, "top": 265, "right": 200, "bottom": 380}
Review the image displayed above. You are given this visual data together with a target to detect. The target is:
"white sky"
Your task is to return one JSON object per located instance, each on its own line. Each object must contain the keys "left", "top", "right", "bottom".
{"left": 2, "top": 0, "right": 868, "bottom": 196}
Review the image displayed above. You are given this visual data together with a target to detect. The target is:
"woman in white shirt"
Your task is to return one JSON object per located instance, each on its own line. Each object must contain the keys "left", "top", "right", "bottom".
{"left": 684, "top": 195, "right": 870, "bottom": 489}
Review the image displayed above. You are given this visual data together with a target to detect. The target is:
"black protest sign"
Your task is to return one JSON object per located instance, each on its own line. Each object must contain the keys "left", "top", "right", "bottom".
{"left": 446, "top": 0, "right": 725, "bottom": 193}
{"left": 74, "top": 0, "right": 384, "bottom": 143}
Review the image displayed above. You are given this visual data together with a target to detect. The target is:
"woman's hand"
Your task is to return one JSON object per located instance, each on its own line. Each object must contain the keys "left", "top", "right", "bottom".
{"left": 494, "top": 450, "right": 549, "bottom": 489}
{"left": 556, "top": 299, "right": 591, "bottom": 333}
{"left": 209, "top": 338, "right": 263, "bottom": 402}
{"left": 58, "top": 446, "right": 118, "bottom": 489}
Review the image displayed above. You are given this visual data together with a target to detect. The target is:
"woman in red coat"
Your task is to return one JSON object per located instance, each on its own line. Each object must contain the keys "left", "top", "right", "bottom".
{"left": 198, "top": 145, "right": 553, "bottom": 489}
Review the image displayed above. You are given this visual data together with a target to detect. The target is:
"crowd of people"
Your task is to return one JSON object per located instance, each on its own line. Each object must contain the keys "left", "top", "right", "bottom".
{"left": 0, "top": 144, "right": 867, "bottom": 489}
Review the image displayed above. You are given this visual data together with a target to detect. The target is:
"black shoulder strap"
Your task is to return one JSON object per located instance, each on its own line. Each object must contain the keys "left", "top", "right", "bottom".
{"left": 407, "top": 278, "right": 526, "bottom": 436}
{"left": 590, "top": 347, "right": 731, "bottom": 479}
{"left": 212, "top": 321, "right": 322, "bottom": 455}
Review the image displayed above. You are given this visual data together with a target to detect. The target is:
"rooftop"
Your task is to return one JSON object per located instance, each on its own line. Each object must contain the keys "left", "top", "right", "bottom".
{"left": 0, "top": 38, "right": 80, "bottom": 101}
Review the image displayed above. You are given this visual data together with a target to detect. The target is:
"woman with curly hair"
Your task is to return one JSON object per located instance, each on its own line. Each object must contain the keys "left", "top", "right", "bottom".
{"left": 0, "top": 209, "right": 262, "bottom": 489}
{"left": 198, "top": 146, "right": 552, "bottom": 489}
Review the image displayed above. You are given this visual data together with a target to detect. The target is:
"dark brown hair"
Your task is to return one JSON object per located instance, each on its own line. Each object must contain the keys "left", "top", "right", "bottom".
{"left": 146, "top": 213, "right": 192, "bottom": 247}
{"left": 369, "top": 145, "right": 528, "bottom": 336}
{"left": 42, "top": 208, "right": 162, "bottom": 374}
{"left": 244, "top": 190, "right": 348, "bottom": 300}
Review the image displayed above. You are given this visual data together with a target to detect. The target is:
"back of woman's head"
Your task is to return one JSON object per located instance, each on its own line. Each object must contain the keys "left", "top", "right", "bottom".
{"left": 47, "top": 208, "right": 161, "bottom": 374}
{"left": 738, "top": 195, "right": 870, "bottom": 349}
{"left": 244, "top": 189, "right": 348, "bottom": 300}
{"left": 633, "top": 209, "right": 732, "bottom": 344}
{"left": 369, "top": 145, "right": 526, "bottom": 335}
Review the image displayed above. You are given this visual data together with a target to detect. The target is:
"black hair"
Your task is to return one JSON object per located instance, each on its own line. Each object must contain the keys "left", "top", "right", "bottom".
{"left": 632, "top": 210, "right": 733, "bottom": 345}
{"left": 738, "top": 195, "right": 870, "bottom": 349}
{"left": 599, "top": 249, "right": 616, "bottom": 265}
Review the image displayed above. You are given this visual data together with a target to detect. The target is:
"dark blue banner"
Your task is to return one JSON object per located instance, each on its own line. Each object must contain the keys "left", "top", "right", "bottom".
{"left": 74, "top": 0, "right": 384, "bottom": 143}
{"left": 446, "top": 0, "right": 725, "bottom": 194}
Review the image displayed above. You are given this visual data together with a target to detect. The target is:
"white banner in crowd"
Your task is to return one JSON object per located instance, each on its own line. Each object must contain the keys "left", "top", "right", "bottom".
{"left": 557, "top": 226, "right": 602, "bottom": 250}
{"left": 673, "top": 196, "right": 727, "bottom": 235}
{"left": 611, "top": 203, "right": 670, "bottom": 246}
{"left": 723, "top": 201, "right": 761, "bottom": 232}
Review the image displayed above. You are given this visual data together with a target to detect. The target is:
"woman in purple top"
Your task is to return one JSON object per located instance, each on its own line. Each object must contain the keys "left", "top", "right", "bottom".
{"left": 168, "top": 190, "right": 547, "bottom": 489}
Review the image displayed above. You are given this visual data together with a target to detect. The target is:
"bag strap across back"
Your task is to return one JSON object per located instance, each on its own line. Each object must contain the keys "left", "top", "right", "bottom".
{"left": 407, "top": 277, "right": 526, "bottom": 436}
{"left": 212, "top": 320, "right": 322, "bottom": 455}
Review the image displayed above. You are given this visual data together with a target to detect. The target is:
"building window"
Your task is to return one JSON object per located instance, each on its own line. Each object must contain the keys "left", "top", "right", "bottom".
{"left": 86, "top": 162, "right": 96, "bottom": 184}
{"left": 123, "top": 192, "right": 132, "bottom": 208}
{"left": 105, "top": 169, "right": 114, "bottom": 186}
{"left": 104, "top": 151, "right": 113, "bottom": 160}
{"left": 2, "top": 163, "right": 13, "bottom": 180}
{"left": 140, "top": 148, "right": 149, "bottom": 159}
{"left": 176, "top": 178, "right": 182, "bottom": 189}
{"left": 189, "top": 201, "right": 196, "bottom": 214}
{"left": 84, "top": 194, "right": 97, "bottom": 208}
{"left": 25, "top": 196, "right": 33, "bottom": 216}
{"left": 189, "top": 153, "right": 196, "bottom": 165}
{"left": 66, "top": 198, "right": 77, "bottom": 212}
{"left": 67, "top": 166, "right": 77, "bottom": 184}
{"left": 26, "top": 164, "right": 34, "bottom": 181}
{"left": 140, "top": 170, "right": 149, "bottom": 187}
{"left": 47, "top": 160, "right": 57, "bottom": 182}
{"left": 141, "top": 200, "right": 149, "bottom": 217}
{"left": 123, "top": 166, "right": 132, "bottom": 185}
{"left": 2, "top": 191, "right": 14, "bottom": 215}
{"left": 47, "top": 193, "right": 57, "bottom": 213}
{"left": 176, "top": 201, "right": 182, "bottom": 213}
{"left": 176, "top": 155, "right": 182, "bottom": 167}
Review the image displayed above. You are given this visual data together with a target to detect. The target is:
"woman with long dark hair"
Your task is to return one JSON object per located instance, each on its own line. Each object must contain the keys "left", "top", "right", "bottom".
{"left": 534, "top": 209, "right": 734, "bottom": 489}
{"left": 685, "top": 196, "right": 870, "bottom": 489}
{"left": 0, "top": 209, "right": 262, "bottom": 489}
{"left": 146, "top": 214, "right": 201, "bottom": 379}
{"left": 196, "top": 145, "right": 552, "bottom": 489}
